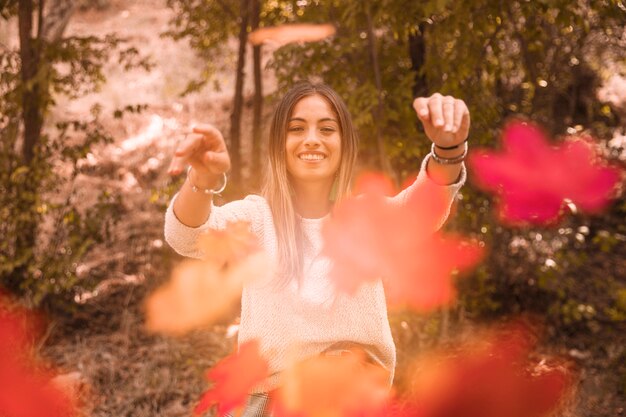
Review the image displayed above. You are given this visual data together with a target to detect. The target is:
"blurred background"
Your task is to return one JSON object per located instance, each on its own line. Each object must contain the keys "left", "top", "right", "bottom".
{"left": 0, "top": 0, "right": 624, "bottom": 416}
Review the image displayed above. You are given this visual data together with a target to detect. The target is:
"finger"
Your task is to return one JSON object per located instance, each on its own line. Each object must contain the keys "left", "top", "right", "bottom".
{"left": 202, "top": 151, "right": 231, "bottom": 174}
{"left": 413, "top": 97, "right": 430, "bottom": 121}
{"left": 455, "top": 102, "right": 471, "bottom": 140}
{"left": 428, "top": 94, "right": 444, "bottom": 128}
{"left": 453, "top": 100, "right": 465, "bottom": 131}
{"left": 175, "top": 133, "right": 203, "bottom": 157}
{"left": 442, "top": 96, "right": 455, "bottom": 132}
{"left": 169, "top": 133, "right": 203, "bottom": 175}
{"left": 167, "top": 154, "right": 189, "bottom": 176}
{"left": 192, "top": 124, "right": 224, "bottom": 143}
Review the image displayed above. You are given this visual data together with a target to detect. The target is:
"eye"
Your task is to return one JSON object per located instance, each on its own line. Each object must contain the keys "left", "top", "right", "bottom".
{"left": 288, "top": 126, "right": 304, "bottom": 132}
{"left": 320, "top": 127, "right": 336, "bottom": 134}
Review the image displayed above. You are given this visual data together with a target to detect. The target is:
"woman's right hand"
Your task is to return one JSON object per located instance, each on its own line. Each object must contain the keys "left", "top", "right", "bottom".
{"left": 167, "top": 124, "right": 231, "bottom": 188}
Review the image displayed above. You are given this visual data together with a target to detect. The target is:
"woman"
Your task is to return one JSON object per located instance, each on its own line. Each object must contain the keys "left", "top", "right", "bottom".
{"left": 165, "top": 82, "right": 470, "bottom": 416}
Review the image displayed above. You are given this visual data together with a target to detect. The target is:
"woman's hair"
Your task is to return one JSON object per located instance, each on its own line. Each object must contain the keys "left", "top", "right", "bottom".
{"left": 261, "top": 81, "right": 359, "bottom": 282}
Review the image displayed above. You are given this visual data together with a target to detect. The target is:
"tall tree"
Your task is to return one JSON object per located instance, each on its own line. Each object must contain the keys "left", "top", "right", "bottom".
{"left": 364, "top": 1, "right": 394, "bottom": 178}
{"left": 18, "top": 0, "right": 43, "bottom": 164}
{"left": 229, "top": 0, "right": 250, "bottom": 187}
{"left": 250, "top": 0, "right": 263, "bottom": 188}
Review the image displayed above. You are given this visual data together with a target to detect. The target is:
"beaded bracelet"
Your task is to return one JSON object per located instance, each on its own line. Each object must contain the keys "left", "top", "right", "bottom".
{"left": 430, "top": 141, "right": 468, "bottom": 165}
{"left": 187, "top": 166, "right": 227, "bottom": 195}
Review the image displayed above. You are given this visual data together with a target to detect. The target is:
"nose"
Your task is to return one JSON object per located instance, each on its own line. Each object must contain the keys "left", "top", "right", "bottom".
{"left": 303, "top": 129, "right": 321, "bottom": 148}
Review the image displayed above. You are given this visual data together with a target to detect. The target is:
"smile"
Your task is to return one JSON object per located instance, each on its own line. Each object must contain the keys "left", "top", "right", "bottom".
{"left": 298, "top": 153, "right": 327, "bottom": 161}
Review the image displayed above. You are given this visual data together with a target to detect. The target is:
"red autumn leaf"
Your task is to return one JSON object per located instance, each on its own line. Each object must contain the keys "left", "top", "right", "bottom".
{"left": 321, "top": 173, "right": 482, "bottom": 311}
{"left": 272, "top": 349, "right": 391, "bottom": 417}
{"left": 469, "top": 121, "right": 622, "bottom": 225}
{"left": 385, "top": 323, "right": 572, "bottom": 417}
{"left": 194, "top": 340, "right": 269, "bottom": 416}
{"left": 0, "top": 294, "right": 77, "bottom": 417}
{"left": 248, "top": 23, "right": 336, "bottom": 46}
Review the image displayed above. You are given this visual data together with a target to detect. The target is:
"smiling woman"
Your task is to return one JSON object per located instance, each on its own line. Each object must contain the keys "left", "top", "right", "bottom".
{"left": 164, "top": 81, "right": 470, "bottom": 416}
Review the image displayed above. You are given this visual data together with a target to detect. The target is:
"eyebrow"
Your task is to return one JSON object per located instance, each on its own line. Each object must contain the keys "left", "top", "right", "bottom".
{"left": 288, "top": 117, "right": 338, "bottom": 123}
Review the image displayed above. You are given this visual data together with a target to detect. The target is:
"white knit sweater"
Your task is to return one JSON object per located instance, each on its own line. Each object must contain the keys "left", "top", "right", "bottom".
{"left": 164, "top": 154, "right": 465, "bottom": 392}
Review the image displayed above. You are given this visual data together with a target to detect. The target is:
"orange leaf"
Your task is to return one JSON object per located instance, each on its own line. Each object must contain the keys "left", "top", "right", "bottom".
{"left": 145, "top": 251, "right": 272, "bottom": 335}
{"left": 322, "top": 173, "right": 482, "bottom": 311}
{"left": 197, "top": 221, "right": 260, "bottom": 267}
{"left": 272, "top": 350, "right": 391, "bottom": 417}
{"left": 388, "top": 323, "right": 572, "bottom": 417}
{"left": 248, "top": 24, "right": 336, "bottom": 46}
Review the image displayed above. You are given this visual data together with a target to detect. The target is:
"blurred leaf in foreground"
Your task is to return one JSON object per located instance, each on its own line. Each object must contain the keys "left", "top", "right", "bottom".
{"left": 145, "top": 221, "right": 273, "bottom": 335}
{"left": 469, "top": 121, "right": 622, "bottom": 225}
{"left": 322, "top": 173, "right": 483, "bottom": 311}
{"left": 194, "top": 340, "right": 269, "bottom": 416}
{"left": 0, "top": 293, "right": 77, "bottom": 417}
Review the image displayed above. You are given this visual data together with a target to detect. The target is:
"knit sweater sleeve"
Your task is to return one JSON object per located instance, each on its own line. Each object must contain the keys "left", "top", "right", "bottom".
{"left": 164, "top": 194, "right": 267, "bottom": 259}
{"left": 388, "top": 153, "right": 466, "bottom": 231}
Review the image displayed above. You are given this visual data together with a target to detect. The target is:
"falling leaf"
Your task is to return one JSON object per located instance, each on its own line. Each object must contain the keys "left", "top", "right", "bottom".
{"left": 248, "top": 24, "right": 336, "bottom": 47}
{"left": 272, "top": 349, "right": 391, "bottom": 417}
{"left": 145, "top": 251, "right": 271, "bottom": 335}
{"left": 322, "top": 173, "right": 482, "bottom": 311}
{"left": 197, "top": 221, "right": 261, "bottom": 267}
{"left": 0, "top": 294, "right": 77, "bottom": 417}
{"left": 469, "top": 121, "right": 622, "bottom": 225}
{"left": 146, "top": 221, "right": 273, "bottom": 335}
{"left": 388, "top": 323, "right": 572, "bottom": 417}
{"left": 194, "top": 340, "right": 269, "bottom": 416}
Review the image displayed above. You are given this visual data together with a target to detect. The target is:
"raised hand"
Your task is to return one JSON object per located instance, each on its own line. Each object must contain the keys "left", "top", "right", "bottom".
{"left": 413, "top": 93, "right": 470, "bottom": 149}
{"left": 167, "top": 124, "right": 231, "bottom": 188}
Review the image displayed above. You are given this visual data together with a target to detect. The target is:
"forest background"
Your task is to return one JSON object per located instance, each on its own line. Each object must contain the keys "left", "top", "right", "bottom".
{"left": 0, "top": 0, "right": 624, "bottom": 416}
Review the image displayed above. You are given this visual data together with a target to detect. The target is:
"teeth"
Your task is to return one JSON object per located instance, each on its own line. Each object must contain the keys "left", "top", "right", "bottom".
{"left": 299, "top": 153, "right": 325, "bottom": 161}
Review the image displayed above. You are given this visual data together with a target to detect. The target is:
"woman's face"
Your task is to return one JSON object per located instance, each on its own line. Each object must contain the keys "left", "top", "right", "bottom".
{"left": 285, "top": 94, "right": 342, "bottom": 189}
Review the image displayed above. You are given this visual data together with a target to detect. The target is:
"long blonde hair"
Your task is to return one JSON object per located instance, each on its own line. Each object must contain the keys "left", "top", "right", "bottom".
{"left": 261, "top": 82, "right": 359, "bottom": 282}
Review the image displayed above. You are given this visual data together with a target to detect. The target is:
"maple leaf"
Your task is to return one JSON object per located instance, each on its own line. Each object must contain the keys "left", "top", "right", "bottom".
{"left": 272, "top": 349, "right": 391, "bottom": 417}
{"left": 248, "top": 23, "right": 336, "bottom": 47}
{"left": 144, "top": 251, "right": 272, "bottom": 335}
{"left": 146, "top": 221, "right": 273, "bottom": 335}
{"left": 387, "top": 323, "right": 572, "bottom": 417}
{"left": 469, "top": 121, "right": 622, "bottom": 225}
{"left": 194, "top": 340, "right": 269, "bottom": 416}
{"left": 321, "top": 173, "right": 482, "bottom": 311}
{"left": 0, "top": 294, "right": 77, "bottom": 417}
{"left": 197, "top": 221, "right": 261, "bottom": 268}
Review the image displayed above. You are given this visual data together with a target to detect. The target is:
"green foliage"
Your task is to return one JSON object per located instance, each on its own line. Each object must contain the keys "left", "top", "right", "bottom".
{"left": 164, "top": 0, "right": 242, "bottom": 95}
{"left": 155, "top": 0, "right": 626, "bottom": 338}
{"left": 261, "top": 0, "right": 626, "bottom": 335}
{"left": 0, "top": 11, "right": 151, "bottom": 308}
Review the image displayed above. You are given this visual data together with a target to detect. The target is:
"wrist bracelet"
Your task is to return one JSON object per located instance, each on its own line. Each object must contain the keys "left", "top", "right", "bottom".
{"left": 187, "top": 166, "right": 227, "bottom": 195}
{"left": 430, "top": 141, "right": 468, "bottom": 165}
{"left": 434, "top": 137, "right": 468, "bottom": 150}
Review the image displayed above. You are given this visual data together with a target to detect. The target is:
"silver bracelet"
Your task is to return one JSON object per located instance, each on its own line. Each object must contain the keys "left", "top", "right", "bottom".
{"left": 186, "top": 166, "right": 227, "bottom": 195}
{"left": 430, "top": 141, "right": 468, "bottom": 165}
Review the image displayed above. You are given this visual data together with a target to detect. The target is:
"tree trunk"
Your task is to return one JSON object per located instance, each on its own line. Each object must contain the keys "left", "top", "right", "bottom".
{"left": 250, "top": 0, "right": 263, "bottom": 190}
{"left": 408, "top": 24, "right": 428, "bottom": 98}
{"left": 229, "top": 0, "right": 250, "bottom": 187}
{"left": 13, "top": 0, "right": 44, "bottom": 285}
{"left": 42, "top": 0, "right": 76, "bottom": 41}
{"left": 365, "top": 4, "right": 394, "bottom": 181}
{"left": 19, "top": 0, "right": 43, "bottom": 164}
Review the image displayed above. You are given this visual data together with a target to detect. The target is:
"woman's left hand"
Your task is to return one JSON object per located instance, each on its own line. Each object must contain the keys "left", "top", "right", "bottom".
{"left": 413, "top": 93, "right": 470, "bottom": 148}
